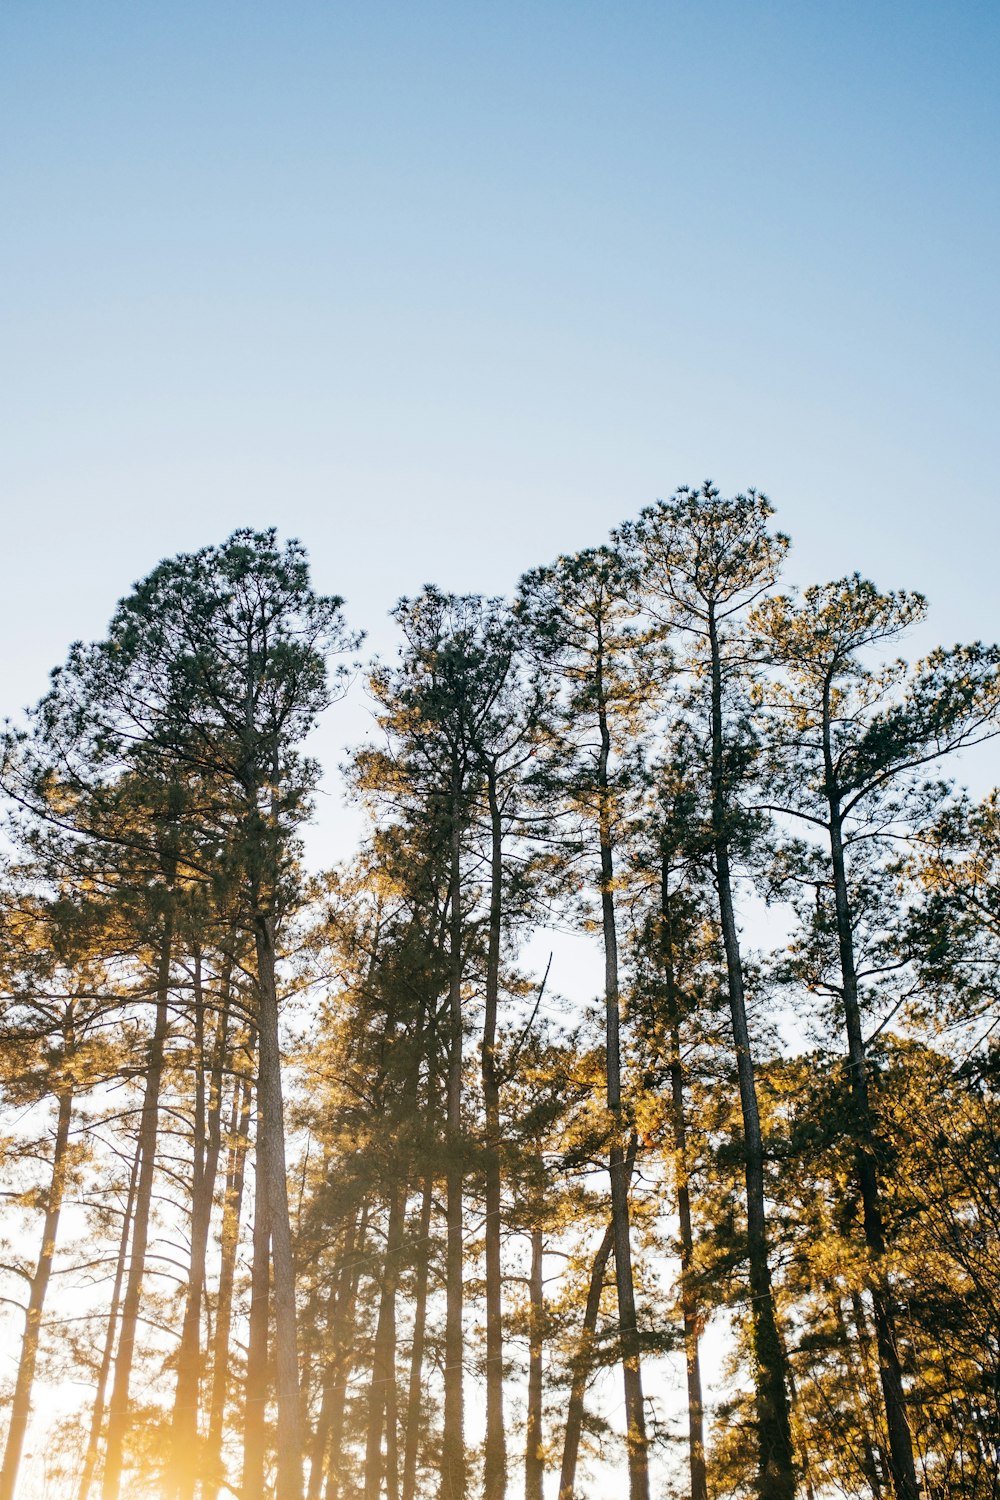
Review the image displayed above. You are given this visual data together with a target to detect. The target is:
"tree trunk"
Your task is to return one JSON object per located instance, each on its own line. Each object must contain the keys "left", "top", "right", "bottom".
{"left": 595, "top": 675, "right": 649, "bottom": 1500}
{"left": 321, "top": 1205, "right": 372, "bottom": 1500}
{"left": 660, "top": 866, "right": 708, "bottom": 1500}
{"left": 76, "top": 1132, "right": 141, "bottom": 1500}
{"left": 558, "top": 1221, "right": 614, "bottom": 1500}
{"left": 102, "top": 914, "right": 174, "bottom": 1500}
{"left": 172, "top": 955, "right": 231, "bottom": 1500}
{"left": 385, "top": 1351, "right": 401, "bottom": 1500}
{"left": 825, "top": 782, "right": 919, "bottom": 1500}
{"left": 483, "top": 764, "right": 507, "bottom": 1500}
{"left": 243, "top": 1118, "right": 272, "bottom": 1500}
{"left": 205, "top": 1064, "right": 253, "bottom": 1500}
{"left": 707, "top": 606, "right": 796, "bottom": 1500}
{"left": 524, "top": 1228, "right": 545, "bottom": 1500}
{"left": 784, "top": 1353, "right": 817, "bottom": 1500}
{"left": 401, "top": 1176, "right": 434, "bottom": 1500}
{"left": 254, "top": 913, "right": 303, "bottom": 1500}
{"left": 307, "top": 1207, "right": 365, "bottom": 1500}
{"left": 441, "top": 781, "right": 466, "bottom": 1500}
{"left": 364, "top": 1182, "right": 407, "bottom": 1500}
{"left": 850, "top": 1292, "right": 891, "bottom": 1497}
{"left": 668, "top": 1019, "right": 708, "bottom": 1500}
{"left": 0, "top": 1072, "right": 74, "bottom": 1500}
{"left": 558, "top": 1140, "right": 638, "bottom": 1500}
{"left": 832, "top": 1292, "right": 884, "bottom": 1499}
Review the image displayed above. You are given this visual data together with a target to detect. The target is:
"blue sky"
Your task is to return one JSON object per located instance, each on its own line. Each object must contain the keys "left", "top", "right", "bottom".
{"left": 3, "top": 1, "right": 999, "bottom": 832}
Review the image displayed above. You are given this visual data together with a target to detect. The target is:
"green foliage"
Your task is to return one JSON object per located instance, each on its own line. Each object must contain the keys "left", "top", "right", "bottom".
{"left": 2, "top": 507, "right": 1000, "bottom": 1500}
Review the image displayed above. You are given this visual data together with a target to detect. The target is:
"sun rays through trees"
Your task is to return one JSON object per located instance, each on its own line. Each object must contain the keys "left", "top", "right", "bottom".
{"left": 2, "top": 495, "right": 999, "bottom": 1500}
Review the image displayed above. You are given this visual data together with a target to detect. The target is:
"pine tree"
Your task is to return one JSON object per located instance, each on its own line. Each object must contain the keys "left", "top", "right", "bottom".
{"left": 753, "top": 574, "right": 1000, "bottom": 1500}
{"left": 620, "top": 484, "right": 798, "bottom": 1500}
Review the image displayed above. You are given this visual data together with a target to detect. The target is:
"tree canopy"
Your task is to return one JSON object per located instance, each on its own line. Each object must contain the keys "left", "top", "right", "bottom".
{"left": 2, "top": 496, "right": 998, "bottom": 1500}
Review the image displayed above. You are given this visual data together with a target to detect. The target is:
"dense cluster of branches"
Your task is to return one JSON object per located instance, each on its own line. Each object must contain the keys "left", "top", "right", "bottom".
{"left": 1, "top": 490, "right": 999, "bottom": 1500}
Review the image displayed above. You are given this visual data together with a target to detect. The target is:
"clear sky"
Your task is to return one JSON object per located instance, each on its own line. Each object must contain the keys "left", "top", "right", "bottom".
{"left": 3, "top": 0, "right": 999, "bottom": 840}
{"left": 2, "top": 9, "right": 998, "bottom": 1483}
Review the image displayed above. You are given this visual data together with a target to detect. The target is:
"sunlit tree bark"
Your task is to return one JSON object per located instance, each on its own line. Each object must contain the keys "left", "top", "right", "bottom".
{"left": 0, "top": 1036, "right": 75, "bottom": 1500}
{"left": 76, "top": 1134, "right": 141, "bottom": 1500}
{"left": 518, "top": 549, "right": 654, "bottom": 1500}
{"left": 102, "top": 915, "right": 174, "bottom": 1500}
{"left": 621, "top": 486, "right": 796, "bottom": 1500}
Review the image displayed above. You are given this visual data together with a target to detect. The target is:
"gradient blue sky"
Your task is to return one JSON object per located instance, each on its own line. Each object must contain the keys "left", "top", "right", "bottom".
{"left": 3, "top": 1, "right": 999, "bottom": 827}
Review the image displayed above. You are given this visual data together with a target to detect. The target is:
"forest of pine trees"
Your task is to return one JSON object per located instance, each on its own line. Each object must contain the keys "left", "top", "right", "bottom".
{"left": 1, "top": 485, "right": 999, "bottom": 1500}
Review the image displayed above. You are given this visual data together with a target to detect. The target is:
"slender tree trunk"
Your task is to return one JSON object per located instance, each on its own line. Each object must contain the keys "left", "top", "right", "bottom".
{"left": 307, "top": 1283, "right": 342, "bottom": 1500}
{"left": 315, "top": 903, "right": 388, "bottom": 1500}
{"left": 243, "top": 1122, "right": 272, "bottom": 1500}
{"left": 850, "top": 1292, "right": 891, "bottom": 1496}
{"left": 254, "top": 913, "right": 303, "bottom": 1500}
{"left": 558, "top": 1140, "right": 637, "bottom": 1500}
{"left": 102, "top": 913, "right": 174, "bottom": 1500}
{"left": 668, "top": 1019, "right": 708, "bottom": 1500}
{"left": 524, "top": 1228, "right": 545, "bottom": 1500}
{"left": 660, "top": 867, "right": 708, "bottom": 1500}
{"left": 364, "top": 1182, "right": 408, "bottom": 1500}
{"left": 366, "top": 983, "right": 430, "bottom": 1500}
{"left": 172, "top": 956, "right": 231, "bottom": 1500}
{"left": 385, "top": 1360, "right": 401, "bottom": 1500}
{"left": 783, "top": 1353, "right": 817, "bottom": 1500}
{"left": 0, "top": 1073, "right": 74, "bottom": 1500}
{"left": 321, "top": 1206, "right": 372, "bottom": 1500}
{"left": 401, "top": 1176, "right": 434, "bottom": 1500}
{"left": 205, "top": 1064, "right": 253, "bottom": 1500}
{"left": 76, "top": 1133, "right": 141, "bottom": 1500}
{"left": 832, "top": 1293, "right": 884, "bottom": 1499}
{"left": 441, "top": 779, "right": 466, "bottom": 1500}
{"left": 707, "top": 606, "right": 796, "bottom": 1500}
{"left": 825, "top": 780, "right": 919, "bottom": 1500}
{"left": 483, "top": 764, "right": 507, "bottom": 1500}
{"left": 595, "top": 677, "right": 649, "bottom": 1500}
{"left": 558, "top": 1221, "right": 614, "bottom": 1500}
{"left": 307, "top": 1209, "right": 363, "bottom": 1500}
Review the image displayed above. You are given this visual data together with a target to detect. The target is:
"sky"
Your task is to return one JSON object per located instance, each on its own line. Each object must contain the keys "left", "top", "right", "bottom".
{"left": 3, "top": 0, "right": 999, "bottom": 856}
{"left": 2, "top": 7, "right": 998, "bottom": 1488}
